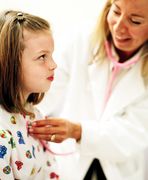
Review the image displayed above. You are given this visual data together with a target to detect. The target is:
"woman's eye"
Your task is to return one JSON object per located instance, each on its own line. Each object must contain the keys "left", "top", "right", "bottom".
{"left": 113, "top": 10, "right": 120, "bottom": 16}
{"left": 131, "top": 20, "right": 141, "bottom": 25}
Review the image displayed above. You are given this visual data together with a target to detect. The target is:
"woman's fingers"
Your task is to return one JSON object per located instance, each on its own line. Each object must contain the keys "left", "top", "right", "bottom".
{"left": 29, "top": 125, "right": 69, "bottom": 136}
{"left": 29, "top": 126, "right": 51, "bottom": 134}
{"left": 31, "top": 118, "right": 66, "bottom": 127}
{"left": 28, "top": 118, "right": 76, "bottom": 141}
{"left": 30, "top": 133, "right": 65, "bottom": 143}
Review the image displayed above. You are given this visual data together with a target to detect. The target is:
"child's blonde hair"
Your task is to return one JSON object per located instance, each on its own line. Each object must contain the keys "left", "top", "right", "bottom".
{"left": 0, "top": 10, "right": 52, "bottom": 117}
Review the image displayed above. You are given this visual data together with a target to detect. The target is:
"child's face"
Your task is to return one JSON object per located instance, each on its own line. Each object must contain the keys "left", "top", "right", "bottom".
{"left": 107, "top": 0, "right": 148, "bottom": 56}
{"left": 21, "top": 30, "right": 57, "bottom": 99}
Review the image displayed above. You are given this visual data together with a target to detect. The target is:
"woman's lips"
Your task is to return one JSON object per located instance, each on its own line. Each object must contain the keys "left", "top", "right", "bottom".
{"left": 115, "top": 36, "right": 131, "bottom": 42}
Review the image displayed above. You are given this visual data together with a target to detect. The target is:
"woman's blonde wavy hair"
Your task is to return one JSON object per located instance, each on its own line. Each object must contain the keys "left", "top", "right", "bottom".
{"left": 90, "top": 0, "right": 148, "bottom": 85}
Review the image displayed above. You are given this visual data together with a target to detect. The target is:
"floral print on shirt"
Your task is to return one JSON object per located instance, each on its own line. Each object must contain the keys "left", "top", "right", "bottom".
{"left": 0, "top": 106, "right": 59, "bottom": 179}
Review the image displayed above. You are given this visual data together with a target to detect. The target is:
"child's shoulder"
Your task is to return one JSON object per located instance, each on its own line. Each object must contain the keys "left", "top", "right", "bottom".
{"left": 0, "top": 107, "right": 15, "bottom": 139}
{"left": 0, "top": 128, "right": 14, "bottom": 160}
{"left": 0, "top": 128, "right": 13, "bottom": 150}
{"left": 0, "top": 106, "right": 13, "bottom": 125}
{"left": 33, "top": 106, "right": 44, "bottom": 119}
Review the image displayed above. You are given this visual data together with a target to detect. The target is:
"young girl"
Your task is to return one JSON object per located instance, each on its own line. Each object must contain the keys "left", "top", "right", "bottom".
{"left": 0, "top": 10, "right": 59, "bottom": 179}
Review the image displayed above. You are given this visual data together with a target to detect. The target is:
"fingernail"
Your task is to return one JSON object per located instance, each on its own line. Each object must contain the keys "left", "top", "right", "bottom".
{"left": 27, "top": 121, "right": 32, "bottom": 126}
{"left": 32, "top": 122, "right": 36, "bottom": 126}
{"left": 28, "top": 128, "right": 33, "bottom": 132}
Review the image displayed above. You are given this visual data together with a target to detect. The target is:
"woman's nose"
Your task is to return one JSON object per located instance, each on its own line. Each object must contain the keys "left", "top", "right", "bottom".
{"left": 114, "top": 16, "right": 127, "bottom": 34}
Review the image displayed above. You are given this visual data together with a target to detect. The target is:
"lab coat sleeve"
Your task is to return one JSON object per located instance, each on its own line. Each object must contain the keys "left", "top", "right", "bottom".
{"left": 0, "top": 130, "right": 14, "bottom": 179}
{"left": 80, "top": 92, "right": 148, "bottom": 163}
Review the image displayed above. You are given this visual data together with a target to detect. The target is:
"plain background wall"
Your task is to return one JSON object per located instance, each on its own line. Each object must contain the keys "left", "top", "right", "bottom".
{"left": 0, "top": 0, "right": 106, "bottom": 50}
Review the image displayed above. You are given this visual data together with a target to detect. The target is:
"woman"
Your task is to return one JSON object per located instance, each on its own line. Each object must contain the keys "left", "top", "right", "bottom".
{"left": 30, "top": 0, "right": 148, "bottom": 179}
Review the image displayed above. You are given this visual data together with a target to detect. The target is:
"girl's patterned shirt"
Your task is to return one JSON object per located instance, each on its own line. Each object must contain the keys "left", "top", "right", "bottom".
{"left": 0, "top": 105, "right": 59, "bottom": 180}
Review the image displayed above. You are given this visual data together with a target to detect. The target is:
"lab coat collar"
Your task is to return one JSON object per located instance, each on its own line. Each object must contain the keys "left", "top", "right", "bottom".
{"left": 88, "top": 50, "right": 146, "bottom": 121}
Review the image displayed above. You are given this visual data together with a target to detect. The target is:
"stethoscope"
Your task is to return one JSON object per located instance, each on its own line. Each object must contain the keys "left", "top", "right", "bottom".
{"left": 103, "top": 40, "right": 140, "bottom": 109}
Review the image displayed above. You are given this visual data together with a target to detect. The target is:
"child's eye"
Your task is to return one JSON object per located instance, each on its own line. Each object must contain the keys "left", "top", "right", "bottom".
{"left": 38, "top": 54, "right": 47, "bottom": 61}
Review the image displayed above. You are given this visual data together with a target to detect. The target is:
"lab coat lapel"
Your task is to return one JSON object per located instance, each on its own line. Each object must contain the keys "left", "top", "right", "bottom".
{"left": 101, "top": 60, "right": 145, "bottom": 120}
{"left": 88, "top": 61, "right": 109, "bottom": 119}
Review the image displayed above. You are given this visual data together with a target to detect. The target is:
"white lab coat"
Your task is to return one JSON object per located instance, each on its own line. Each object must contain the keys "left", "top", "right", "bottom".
{"left": 37, "top": 30, "right": 148, "bottom": 180}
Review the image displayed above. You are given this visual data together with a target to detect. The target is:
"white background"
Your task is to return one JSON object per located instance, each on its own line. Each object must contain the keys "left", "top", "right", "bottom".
{"left": 0, "top": 0, "right": 105, "bottom": 49}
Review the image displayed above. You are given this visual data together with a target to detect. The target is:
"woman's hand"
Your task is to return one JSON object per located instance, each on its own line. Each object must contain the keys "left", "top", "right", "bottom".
{"left": 28, "top": 117, "right": 81, "bottom": 143}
